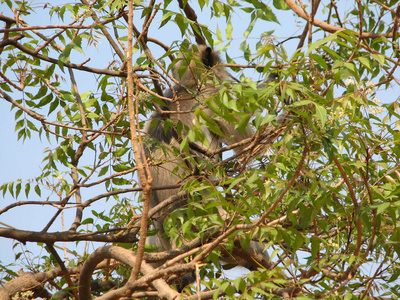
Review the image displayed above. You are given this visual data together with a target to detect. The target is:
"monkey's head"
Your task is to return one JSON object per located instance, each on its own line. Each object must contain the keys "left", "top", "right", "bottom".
{"left": 171, "top": 44, "right": 229, "bottom": 89}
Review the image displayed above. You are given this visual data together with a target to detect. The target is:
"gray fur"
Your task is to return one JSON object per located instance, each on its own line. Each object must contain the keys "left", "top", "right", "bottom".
{"left": 143, "top": 45, "right": 269, "bottom": 272}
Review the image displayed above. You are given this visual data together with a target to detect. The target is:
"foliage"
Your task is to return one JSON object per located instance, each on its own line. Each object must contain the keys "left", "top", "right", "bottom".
{"left": 0, "top": 0, "right": 400, "bottom": 299}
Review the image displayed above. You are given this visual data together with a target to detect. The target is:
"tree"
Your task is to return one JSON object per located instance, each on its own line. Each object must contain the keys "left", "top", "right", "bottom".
{"left": 0, "top": 0, "right": 399, "bottom": 299}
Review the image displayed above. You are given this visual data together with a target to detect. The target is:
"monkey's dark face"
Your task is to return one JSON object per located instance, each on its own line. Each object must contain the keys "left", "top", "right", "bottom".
{"left": 171, "top": 45, "right": 229, "bottom": 88}
{"left": 201, "top": 46, "right": 214, "bottom": 68}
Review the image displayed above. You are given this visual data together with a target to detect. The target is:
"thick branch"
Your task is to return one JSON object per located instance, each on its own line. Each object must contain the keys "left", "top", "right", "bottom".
{"left": 45, "top": 243, "right": 78, "bottom": 300}
{"left": 79, "top": 246, "right": 180, "bottom": 300}
{"left": 0, "top": 262, "right": 109, "bottom": 300}
{"left": 0, "top": 227, "right": 138, "bottom": 243}
{"left": 177, "top": 0, "right": 205, "bottom": 45}
{"left": 126, "top": 0, "right": 153, "bottom": 282}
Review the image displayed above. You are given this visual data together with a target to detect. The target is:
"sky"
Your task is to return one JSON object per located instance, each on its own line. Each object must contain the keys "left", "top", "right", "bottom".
{"left": 1, "top": 0, "right": 399, "bottom": 281}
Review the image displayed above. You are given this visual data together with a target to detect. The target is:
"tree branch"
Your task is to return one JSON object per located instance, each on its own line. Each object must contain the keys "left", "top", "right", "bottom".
{"left": 3, "top": 35, "right": 127, "bottom": 76}
{"left": 285, "top": 0, "right": 395, "bottom": 38}
{"left": 78, "top": 246, "right": 180, "bottom": 300}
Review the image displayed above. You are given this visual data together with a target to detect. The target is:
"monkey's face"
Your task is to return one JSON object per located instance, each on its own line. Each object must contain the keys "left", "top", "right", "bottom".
{"left": 171, "top": 45, "right": 229, "bottom": 89}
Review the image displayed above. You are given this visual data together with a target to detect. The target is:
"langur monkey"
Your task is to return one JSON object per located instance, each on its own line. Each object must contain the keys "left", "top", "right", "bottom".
{"left": 144, "top": 45, "right": 271, "bottom": 277}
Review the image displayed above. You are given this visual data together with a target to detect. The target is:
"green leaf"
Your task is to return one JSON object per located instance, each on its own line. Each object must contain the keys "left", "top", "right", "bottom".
{"left": 290, "top": 100, "right": 313, "bottom": 107}
{"left": 358, "top": 56, "right": 372, "bottom": 71}
{"left": 216, "top": 25, "right": 222, "bottom": 43}
{"left": 314, "top": 104, "right": 327, "bottom": 127}
{"left": 371, "top": 54, "right": 385, "bottom": 66}
{"left": 311, "top": 236, "right": 320, "bottom": 258}
{"left": 80, "top": 91, "right": 93, "bottom": 102}
{"left": 25, "top": 183, "right": 31, "bottom": 198}
{"left": 226, "top": 19, "right": 233, "bottom": 40}
{"left": 81, "top": 218, "right": 94, "bottom": 225}
{"left": 87, "top": 112, "right": 100, "bottom": 119}
{"left": 34, "top": 185, "right": 41, "bottom": 197}
{"left": 70, "top": 41, "right": 85, "bottom": 55}
{"left": 306, "top": 32, "right": 338, "bottom": 55}
{"left": 8, "top": 182, "right": 14, "bottom": 198}
{"left": 59, "top": 46, "right": 71, "bottom": 64}
{"left": 159, "top": 11, "right": 174, "bottom": 28}
{"left": 15, "top": 182, "right": 21, "bottom": 198}
{"left": 114, "top": 147, "right": 129, "bottom": 158}
{"left": 237, "top": 114, "right": 251, "bottom": 132}
{"left": 244, "top": 21, "right": 255, "bottom": 38}
{"left": 174, "top": 14, "right": 188, "bottom": 37}
{"left": 194, "top": 109, "right": 225, "bottom": 137}
{"left": 113, "top": 164, "right": 131, "bottom": 172}
{"left": 98, "top": 166, "right": 109, "bottom": 177}
{"left": 36, "top": 93, "right": 54, "bottom": 108}
{"left": 273, "top": 0, "right": 290, "bottom": 10}
{"left": 371, "top": 202, "right": 390, "bottom": 214}
{"left": 261, "top": 5, "right": 279, "bottom": 23}
{"left": 310, "top": 53, "right": 329, "bottom": 70}
{"left": 32, "top": 86, "right": 48, "bottom": 100}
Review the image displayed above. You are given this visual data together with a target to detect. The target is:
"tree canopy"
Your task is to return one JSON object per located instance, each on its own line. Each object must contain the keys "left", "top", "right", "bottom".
{"left": 0, "top": 0, "right": 400, "bottom": 299}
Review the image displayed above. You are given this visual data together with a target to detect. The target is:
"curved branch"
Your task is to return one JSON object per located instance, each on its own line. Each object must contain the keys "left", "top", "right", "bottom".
{"left": 45, "top": 243, "right": 78, "bottom": 300}
{"left": 177, "top": 0, "right": 205, "bottom": 45}
{"left": 0, "top": 192, "right": 188, "bottom": 244}
{"left": 0, "top": 267, "right": 75, "bottom": 299}
{"left": 0, "top": 270, "right": 62, "bottom": 300}
{"left": 80, "top": 0, "right": 125, "bottom": 61}
{"left": 0, "top": 227, "right": 138, "bottom": 243}
{"left": 285, "top": 0, "right": 395, "bottom": 38}
{"left": 0, "top": 261, "right": 110, "bottom": 300}
{"left": 0, "top": 23, "right": 94, "bottom": 33}
{"left": 79, "top": 246, "right": 180, "bottom": 300}
{"left": 4, "top": 35, "right": 127, "bottom": 76}
{"left": 0, "top": 89, "right": 45, "bottom": 122}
